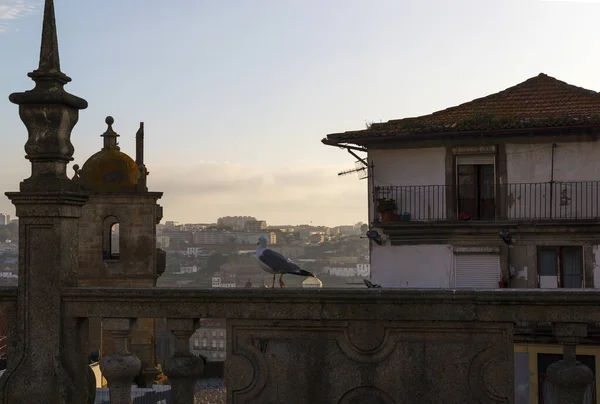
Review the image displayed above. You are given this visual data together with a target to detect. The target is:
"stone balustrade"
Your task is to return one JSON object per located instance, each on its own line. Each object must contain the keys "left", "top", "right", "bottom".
{"left": 2, "top": 287, "right": 599, "bottom": 403}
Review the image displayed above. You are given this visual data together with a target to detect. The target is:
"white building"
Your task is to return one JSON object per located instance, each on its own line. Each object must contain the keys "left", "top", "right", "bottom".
{"left": 178, "top": 266, "right": 199, "bottom": 274}
{"left": 323, "top": 73, "right": 600, "bottom": 290}
{"left": 325, "top": 263, "right": 370, "bottom": 277}
{"left": 190, "top": 318, "right": 226, "bottom": 362}
{"left": 156, "top": 235, "right": 170, "bottom": 249}
{"left": 211, "top": 273, "right": 236, "bottom": 288}
{"left": 193, "top": 230, "right": 232, "bottom": 245}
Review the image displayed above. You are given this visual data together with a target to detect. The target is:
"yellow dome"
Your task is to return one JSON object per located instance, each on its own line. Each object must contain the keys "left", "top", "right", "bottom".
{"left": 77, "top": 116, "right": 140, "bottom": 192}
{"left": 79, "top": 149, "right": 139, "bottom": 192}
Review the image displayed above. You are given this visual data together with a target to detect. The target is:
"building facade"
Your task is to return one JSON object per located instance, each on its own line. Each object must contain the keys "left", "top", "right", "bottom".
{"left": 324, "top": 73, "right": 600, "bottom": 403}
{"left": 190, "top": 319, "right": 227, "bottom": 362}
{"left": 324, "top": 73, "right": 600, "bottom": 290}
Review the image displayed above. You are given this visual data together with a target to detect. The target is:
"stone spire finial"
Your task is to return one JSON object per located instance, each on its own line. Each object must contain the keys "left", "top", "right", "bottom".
{"left": 102, "top": 116, "right": 120, "bottom": 150}
{"left": 8, "top": 0, "right": 87, "bottom": 192}
{"left": 9, "top": 0, "right": 87, "bottom": 110}
{"left": 36, "top": 0, "right": 62, "bottom": 77}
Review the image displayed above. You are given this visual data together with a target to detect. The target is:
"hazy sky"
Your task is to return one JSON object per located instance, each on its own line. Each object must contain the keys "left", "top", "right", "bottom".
{"left": 1, "top": 0, "right": 600, "bottom": 226}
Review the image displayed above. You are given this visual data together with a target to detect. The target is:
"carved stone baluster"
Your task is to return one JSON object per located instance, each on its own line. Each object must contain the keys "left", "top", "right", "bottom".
{"left": 163, "top": 319, "right": 204, "bottom": 404}
{"left": 99, "top": 318, "right": 141, "bottom": 404}
{"left": 547, "top": 323, "right": 594, "bottom": 404}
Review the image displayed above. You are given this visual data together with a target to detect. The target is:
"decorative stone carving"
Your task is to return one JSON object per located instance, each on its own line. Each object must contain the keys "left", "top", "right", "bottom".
{"left": 163, "top": 319, "right": 204, "bottom": 404}
{"left": 547, "top": 323, "right": 594, "bottom": 404}
{"left": 337, "top": 386, "right": 396, "bottom": 404}
{"left": 226, "top": 319, "right": 513, "bottom": 403}
{"left": 99, "top": 318, "right": 141, "bottom": 404}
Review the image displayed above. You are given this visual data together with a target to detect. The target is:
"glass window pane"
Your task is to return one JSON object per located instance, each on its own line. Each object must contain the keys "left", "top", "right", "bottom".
{"left": 561, "top": 247, "right": 582, "bottom": 288}
{"left": 539, "top": 249, "right": 557, "bottom": 276}
{"left": 514, "top": 352, "right": 530, "bottom": 404}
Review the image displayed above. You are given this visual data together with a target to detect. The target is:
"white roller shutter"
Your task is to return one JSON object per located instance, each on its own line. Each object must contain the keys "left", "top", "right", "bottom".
{"left": 454, "top": 254, "right": 500, "bottom": 288}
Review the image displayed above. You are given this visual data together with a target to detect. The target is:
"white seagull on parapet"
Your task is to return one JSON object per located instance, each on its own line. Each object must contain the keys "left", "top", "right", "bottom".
{"left": 256, "top": 236, "right": 316, "bottom": 288}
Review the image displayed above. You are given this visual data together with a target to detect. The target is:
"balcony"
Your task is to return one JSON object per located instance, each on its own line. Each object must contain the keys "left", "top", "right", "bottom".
{"left": 2, "top": 287, "right": 600, "bottom": 403}
{"left": 374, "top": 181, "right": 600, "bottom": 224}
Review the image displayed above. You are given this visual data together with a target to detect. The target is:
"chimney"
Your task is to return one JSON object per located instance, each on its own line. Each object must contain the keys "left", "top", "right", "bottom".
{"left": 136, "top": 122, "right": 144, "bottom": 166}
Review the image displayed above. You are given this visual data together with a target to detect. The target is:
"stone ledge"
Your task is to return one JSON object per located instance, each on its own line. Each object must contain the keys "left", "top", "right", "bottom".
{"left": 62, "top": 287, "right": 600, "bottom": 323}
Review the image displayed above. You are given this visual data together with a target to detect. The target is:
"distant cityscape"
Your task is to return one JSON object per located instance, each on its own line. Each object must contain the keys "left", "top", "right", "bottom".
{"left": 0, "top": 214, "right": 370, "bottom": 291}
{"left": 156, "top": 215, "right": 370, "bottom": 290}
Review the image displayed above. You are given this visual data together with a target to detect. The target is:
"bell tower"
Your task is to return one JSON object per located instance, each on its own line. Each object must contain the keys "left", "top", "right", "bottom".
{"left": 74, "top": 117, "right": 166, "bottom": 386}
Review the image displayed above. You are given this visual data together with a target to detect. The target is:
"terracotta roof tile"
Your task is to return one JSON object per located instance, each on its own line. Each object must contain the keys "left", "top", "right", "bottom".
{"left": 324, "top": 73, "right": 600, "bottom": 144}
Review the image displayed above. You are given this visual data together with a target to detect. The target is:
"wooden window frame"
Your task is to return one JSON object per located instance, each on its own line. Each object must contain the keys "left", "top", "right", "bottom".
{"left": 536, "top": 246, "right": 584, "bottom": 288}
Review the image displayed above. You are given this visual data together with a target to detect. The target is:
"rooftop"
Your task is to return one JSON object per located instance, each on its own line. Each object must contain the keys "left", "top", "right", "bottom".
{"left": 324, "top": 73, "right": 600, "bottom": 145}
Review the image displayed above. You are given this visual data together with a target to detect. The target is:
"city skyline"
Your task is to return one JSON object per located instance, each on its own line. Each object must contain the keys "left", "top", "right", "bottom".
{"left": 2, "top": 0, "right": 600, "bottom": 225}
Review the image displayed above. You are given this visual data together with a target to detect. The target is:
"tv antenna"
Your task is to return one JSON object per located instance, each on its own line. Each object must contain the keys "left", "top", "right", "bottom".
{"left": 338, "top": 160, "right": 369, "bottom": 180}
{"left": 337, "top": 147, "right": 369, "bottom": 180}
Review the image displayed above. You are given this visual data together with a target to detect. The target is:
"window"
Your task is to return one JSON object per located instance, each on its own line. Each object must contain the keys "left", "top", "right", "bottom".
{"left": 102, "top": 216, "right": 120, "bottom": 261}
{"left": 202, "top": 338, "right": 207, "bottom": 348}
{"left": 456, "top": 162, "right": 495, "bottom": 220}
{"left": 538, "top": 247, "right": 583, "bottom": 288}
{"left": 212, "top": 340, "right": 217, "bottom": 349}
{"left": 219, "top": 339, "right": 224, "bottom": 349}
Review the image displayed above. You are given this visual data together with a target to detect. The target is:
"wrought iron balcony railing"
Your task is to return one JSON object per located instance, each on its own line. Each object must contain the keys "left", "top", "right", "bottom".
{"left": 374, "top": 181, "right": 600, "bottom": 223}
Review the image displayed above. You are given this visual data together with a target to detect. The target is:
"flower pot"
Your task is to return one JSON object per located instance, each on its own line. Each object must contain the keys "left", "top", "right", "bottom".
{"left": 382, "top": 211, "right": 395, "bottom": 223}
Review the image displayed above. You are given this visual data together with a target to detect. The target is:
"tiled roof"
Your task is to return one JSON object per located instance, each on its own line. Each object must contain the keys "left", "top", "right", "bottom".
{"left": 324, "top": 73, "right": 600, "bottom": 144}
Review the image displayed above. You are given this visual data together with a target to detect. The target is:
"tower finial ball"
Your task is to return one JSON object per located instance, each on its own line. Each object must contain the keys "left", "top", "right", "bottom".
{"left": 105, "top": 116, "right": 114, "bottom": 126}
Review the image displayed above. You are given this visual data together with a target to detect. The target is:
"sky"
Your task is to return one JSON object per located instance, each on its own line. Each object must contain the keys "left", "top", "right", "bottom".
{"left": 1, "top": 0, "right": 600, "bottom": 227}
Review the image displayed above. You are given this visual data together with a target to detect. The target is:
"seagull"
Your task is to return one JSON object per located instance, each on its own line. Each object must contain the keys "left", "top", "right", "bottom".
{"left": 256, "top": 236, "right": 315, "bottom": 288}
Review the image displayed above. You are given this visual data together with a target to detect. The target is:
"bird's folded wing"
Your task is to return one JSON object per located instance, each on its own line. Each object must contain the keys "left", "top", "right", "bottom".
{"left": 260, "top": 249, "right": 301, "bottom": 273}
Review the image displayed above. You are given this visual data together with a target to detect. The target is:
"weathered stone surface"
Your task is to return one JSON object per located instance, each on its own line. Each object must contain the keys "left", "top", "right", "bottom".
{"left": 226, "top": 319, "right": 512, "bottom": 403}
{"left": 163, "top": 319, "right": 204, "bottom": 404}
{"left": 547, "top": 323, "right": 595, "bottom": 404}
{"left": 99, "top": 318, "right": 141, "bottom": 404}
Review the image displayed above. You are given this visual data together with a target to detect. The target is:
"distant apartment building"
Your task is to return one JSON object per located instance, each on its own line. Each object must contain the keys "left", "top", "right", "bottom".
{"left": 331, "top": 225, "right": 355, "bottom": 236}
{"left": 165, "top": 231, "right": 192, "bottom": 246}
{"left": 156, "top": 235, "right": 170, "bottom": 249}
{"left": 325, "top": 263, "right": 370, "bottom": 277}
{"left": 217, "top": 216, "right": 256, "bottom": 231}
{"left": 180, "top": 223, "right": 211, "bottom": 232}
{"left": 309, "top": 233, "right": 326, "bottom": 244}
{"left": 178, "top": 266, "right": 199, "bottom": 274}
{"left": 193, "top": 230, "right": 232, "bottom": 245}
{"left": 327, "top": 256, "right": 359, "bottom": 266}
{"left": 0, "top": 215, "right": 10, "bottom": 226}
{"left": 269, "top": 245, "right": 305, "bottom": 259}
{"left": 190, "top": 319, "right": 226, "bottom": 362}
{"left": 211, "top": 273, "right": 237, "bottom": 288}
{"left": 243, "top": 220, "right": 267, "bottom": 232}
{"left": 185, "top": 247, "right": 212, "bottom": 257}
{"left": 268, "top": 232, "right": 277, "bottom": 245}
{"left": 234, "top": 232, "right": 270, "bottom": 245}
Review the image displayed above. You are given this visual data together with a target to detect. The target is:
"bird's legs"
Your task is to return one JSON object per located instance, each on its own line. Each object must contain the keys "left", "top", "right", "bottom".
{"left": 271, "top": 274, "right": 276, "bottom": 289}
{"left": 279, "top": 274, "right": 285, "bottom": 288}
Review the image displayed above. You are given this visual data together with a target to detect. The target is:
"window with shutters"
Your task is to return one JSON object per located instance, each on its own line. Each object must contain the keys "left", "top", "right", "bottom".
{"left": 537, "top": 246, "right": 583, "bottom": 288}
{"left": 455, "top": 155, "right": 496, "bottom": 220}
{"left": 454, "top": 254, "right": 500, "bottom": 288}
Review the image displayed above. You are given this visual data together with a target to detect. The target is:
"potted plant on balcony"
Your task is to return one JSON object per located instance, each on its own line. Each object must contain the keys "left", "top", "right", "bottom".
{"left": 377, "top": 198, "right": 397, "bottom": 223}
